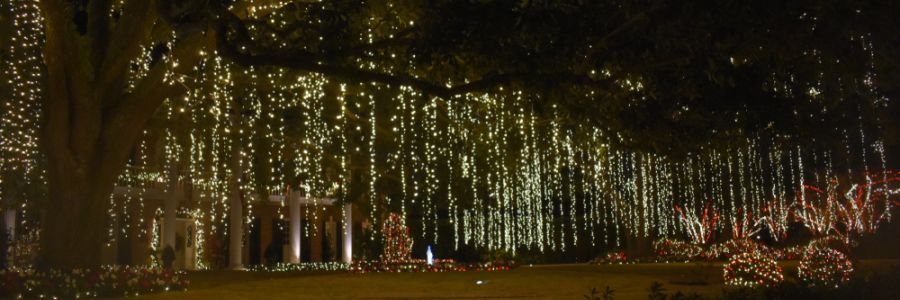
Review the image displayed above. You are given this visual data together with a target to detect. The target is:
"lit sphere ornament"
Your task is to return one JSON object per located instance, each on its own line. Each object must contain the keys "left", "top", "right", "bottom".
{"left": 798, "top": 247, "right": 853, "bottom": 288}
{"left": 723, "top": 251, "right": 784, "bottom": 287}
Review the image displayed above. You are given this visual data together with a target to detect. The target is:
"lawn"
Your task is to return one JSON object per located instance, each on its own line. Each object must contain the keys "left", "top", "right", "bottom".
{"left": 125, "top": 260, "right": 900, "bottom": 300}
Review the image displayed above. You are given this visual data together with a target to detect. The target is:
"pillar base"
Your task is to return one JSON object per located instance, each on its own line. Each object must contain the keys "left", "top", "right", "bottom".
{"left": 229, "top": 265, "right": 246, "bottom": 271}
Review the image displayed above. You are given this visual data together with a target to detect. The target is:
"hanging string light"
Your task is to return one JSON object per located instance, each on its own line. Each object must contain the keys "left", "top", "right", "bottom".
{"left": 1, "top": 1, "right": 896, "bottom": 269}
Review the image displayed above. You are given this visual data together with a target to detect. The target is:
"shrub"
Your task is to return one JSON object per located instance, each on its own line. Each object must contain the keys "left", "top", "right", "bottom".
{"left": 653, "top": 238, "right": 703, "bottom": 262}
{"left": 643, "top": 282, "right": 704, "bottom": 300}
{"left": 247, "top": 262, "right": 349, "bottom": 272}
{"left": 721, "top": 267, "right": 900, "bottom": 299}
{"left": 349, "top": 259, "right": 513, "bottom": 273}
{"left": 705, "top": 239, "right": 768, "bottom": 260}
{"left": 770, "top": 244, "right": 805, "bottom": 260}
{"left": 0, "top": 266, "right": 188, "bottom": 299}
{"left": 264, "top": 243, "right": 281, "bottom": 266}
{"left": 605, "top": 251, "right": 628, "bottom": 264}
{"left": 797, "top": 246, "right": 853, "bottom": 288}
{"left": 584, "top": 286, "right": 614, "bottom": 300}
{"left": 162, "top": 245, "right": 176, "bottom": 269}
{"left": 723, "top": 252, "right": 783, "bottom": 287}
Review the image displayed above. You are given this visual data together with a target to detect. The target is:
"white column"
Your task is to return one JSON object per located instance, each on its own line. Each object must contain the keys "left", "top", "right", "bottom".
{"left": 342, "top": 203, "right": 353, "bottom": 263}
{"left": 3, "top": 209, "right": 15, "bottom": 241}
{"left": 3, "top": 209, "right": 15, "bottom": 268}
{"left": 289, "top": 195, "right": 302, "bottom": 263}
{"left": 228, "top": 191, "right": 243, "bottom": 270}
{"left": 163, "top": 178, "right": 179, "bottom": 252}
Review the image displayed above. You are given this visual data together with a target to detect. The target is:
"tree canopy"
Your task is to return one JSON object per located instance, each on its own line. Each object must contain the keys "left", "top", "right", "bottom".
{"left": 1, "top": 0, "right": 898, "bottom": 269}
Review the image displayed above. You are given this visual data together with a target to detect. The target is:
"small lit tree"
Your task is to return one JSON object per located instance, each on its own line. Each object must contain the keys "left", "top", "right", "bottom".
{"left": 380, "top": 213, "right": 413, "bottom": 262}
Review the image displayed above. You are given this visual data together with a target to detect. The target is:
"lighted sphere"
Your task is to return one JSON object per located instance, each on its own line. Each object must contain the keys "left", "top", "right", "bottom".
{"left": 798, "top": 247, "right": 853, "bottom": 288}
{"left": 723, "top": 251, "right": 784, "bottom": 287}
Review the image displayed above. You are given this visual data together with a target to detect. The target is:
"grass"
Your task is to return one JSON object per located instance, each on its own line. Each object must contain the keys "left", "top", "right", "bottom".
{"left": 123, "top": 260, "right": 900, "bottom": 300}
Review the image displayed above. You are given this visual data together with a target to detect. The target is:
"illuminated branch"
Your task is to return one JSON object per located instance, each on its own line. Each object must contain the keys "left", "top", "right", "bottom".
{"left": 730, "top": 208, "right": 762, "bottom": 240}
{"left": 760, "top": 198, "right": 791, "bottom": 242}
{"left": 96, "top": 0, "right": 158, "bottom": 98}
{"left": 675, "top": 202, "right": 719, "bottom": 244}
{"left": 831, "top": 173, "right": 900, "bottom": 245}
{"left": 214, "top": 10, "right": 616, "bottom": 99}
{"left": 794, "top": 182, "right": 837, "bottom": 237}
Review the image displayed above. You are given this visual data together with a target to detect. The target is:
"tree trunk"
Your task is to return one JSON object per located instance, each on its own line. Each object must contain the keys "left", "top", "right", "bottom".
{"left": 34, "top": 0, "right": 206, "bottom": 269}
{"left": 39, "top": 159, "right": 120, "bottom": 269}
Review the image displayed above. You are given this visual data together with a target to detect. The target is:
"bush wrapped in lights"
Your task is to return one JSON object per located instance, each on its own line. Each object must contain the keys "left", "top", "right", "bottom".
{"left": 605, "top": 251, "right": 628, "bottom": 264}
{"left": 0, "top": 266, "right": 188, "bottom": 299}
{"left": 349, "top": 259, "right": 513, "bottom": 273}
{"left": 705, "top": 239, "right": 769, "bottom": 260}
{"left": 244, "top": 260, "right": 512, "bottom": 273}
{"left": 351, "top": 213, "right": 513, "bottom": 273}
{"left": 723, "top": 252, "right": 784, "bottom": 287}
{"left": 798, "top": 247, "right": 853, "bottom": 288}
{"left": 247, "top": 262, "right": 349, "bottom": 272}
{"left": 653, "top": 238, "right": 704, "bottom": 262}
{"left": 771, "top": 244, "right": 806, "bottom": 261}
{"left": 652, "top": 238, "right": 823, "bottom": 263}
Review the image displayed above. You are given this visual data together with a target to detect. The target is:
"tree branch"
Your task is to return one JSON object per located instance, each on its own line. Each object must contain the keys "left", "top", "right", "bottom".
{"left": 97, "top": 0, "right": 158, "bottom": 97}
{"left": 87, "top": 0, "right": 111, "bottom": 69}
{"left": 39, "top": 0, "right": 98, "bottom": 167}
{"left": 586, "top": 1, "right": 665, "bottom": 59}
{"left": 39, "top": 3, "right": 76, "bottom": 178}
{"left": 101, "top": 30, "right": 208, "bottom": 167}
{"left": 216, "top": 10, "right": 614, "bottom": 99}
{"left": 242, "top": 18, "right": 319, "bottom": 39}
{"left": 327, "top": 36, "right": 415, "bottom": 60}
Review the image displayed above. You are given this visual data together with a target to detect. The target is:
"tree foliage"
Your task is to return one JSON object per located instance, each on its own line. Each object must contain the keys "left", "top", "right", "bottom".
{"left": 3, "top": 0, "right": 898, "bottom": 269}
{"left": 217, "top": 0, "right": 900, "bottom": 155}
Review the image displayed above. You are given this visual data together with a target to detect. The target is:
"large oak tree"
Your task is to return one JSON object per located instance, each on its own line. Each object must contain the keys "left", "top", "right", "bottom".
{"left": 32, "top": 0, "right": 899, "bottom": 269}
